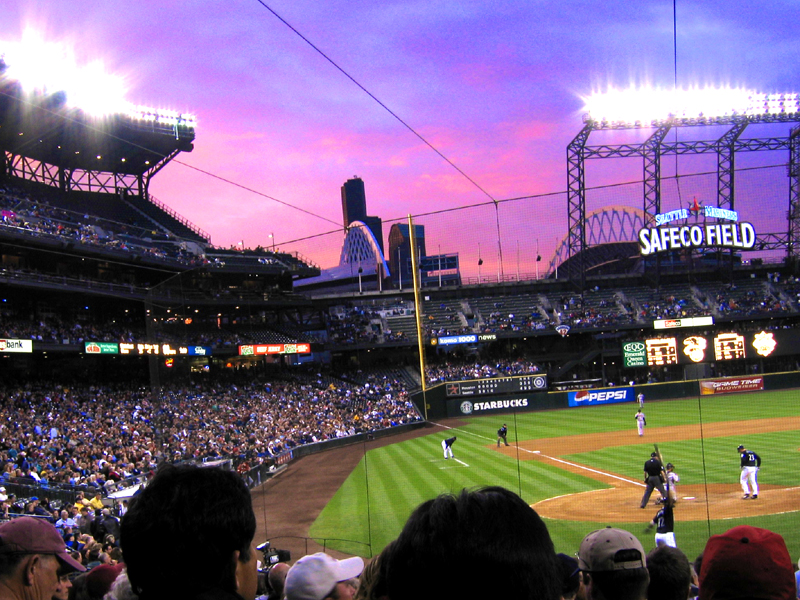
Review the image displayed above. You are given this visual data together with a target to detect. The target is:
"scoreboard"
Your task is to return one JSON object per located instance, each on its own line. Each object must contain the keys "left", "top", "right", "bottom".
{"left": 445, "top": 374, "right": 548, "bottom": 397}
{"left": 622, "top": 329, "right": 790, "bottom": 367}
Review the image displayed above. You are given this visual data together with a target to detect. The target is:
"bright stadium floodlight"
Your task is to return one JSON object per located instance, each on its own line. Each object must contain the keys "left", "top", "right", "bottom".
{"left": 582, "top": 86, "right": 800, "bottom": 127}
{"left": 1, "top": 29, "right": 196, "bottom": 128}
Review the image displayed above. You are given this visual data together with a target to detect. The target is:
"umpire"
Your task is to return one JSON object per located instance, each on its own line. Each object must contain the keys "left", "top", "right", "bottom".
{"left": 497, "top": 424, "right": 509, "bottom": 447}
{"left": 640, "top": 452, "right": 667, "bottom": 508}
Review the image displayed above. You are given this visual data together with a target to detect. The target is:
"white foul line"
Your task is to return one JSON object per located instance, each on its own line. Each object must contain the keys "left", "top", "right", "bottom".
{"left": 431, "top": 420, "right": 643, "bottom": 487}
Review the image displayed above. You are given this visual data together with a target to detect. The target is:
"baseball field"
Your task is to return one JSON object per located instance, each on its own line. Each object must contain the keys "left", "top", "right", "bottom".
{"left": 305, "top": 388, "right": 800, "bottom": 562}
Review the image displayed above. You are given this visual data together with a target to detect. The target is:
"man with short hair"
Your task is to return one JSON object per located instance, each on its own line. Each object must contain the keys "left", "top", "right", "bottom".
{"left": 284, "top": 553, "right": 363, "bottom": 600}
{"left": 577, "top": 527, "right": 649, "bottom": 600}
{"left": 0, "top": 516, "right": 85, "bottom": 600}
{"left": 646, "top": 546, "right": 692, "bottom": 600}
{"left": 121, "top": 464, "right": 258, "bottom": 600}
{"left": 266, "top": 563, "right": 289, "bottom": 600}
{"left": 384, "top": 486, "right": 561, "bottom": 600}
{"left": 699, "top": 525, "right": 794, "bottom": 600}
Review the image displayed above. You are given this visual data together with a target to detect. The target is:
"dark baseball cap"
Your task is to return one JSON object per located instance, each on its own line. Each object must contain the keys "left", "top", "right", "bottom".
{"left": 737, "top": 445, "right": 745, "bottom": 450}
{"left": 0, "top": 517, "right": 85, "bottom": 572}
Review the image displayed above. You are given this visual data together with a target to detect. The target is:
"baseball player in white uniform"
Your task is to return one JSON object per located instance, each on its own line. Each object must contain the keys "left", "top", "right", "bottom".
{"left": 738, "top": 444, "right": 761, "bottom": 499}
{"left": 665, "top": 463, "right": 679, "bottom": 503}
{"left": 635, "top": 409, "right": 646, "bottom": 436}
{"left": 442, "top": 436, "right": 456, "bottom": 459}
{"left": 637, "top": 392, "right": 645, "bottom": 408}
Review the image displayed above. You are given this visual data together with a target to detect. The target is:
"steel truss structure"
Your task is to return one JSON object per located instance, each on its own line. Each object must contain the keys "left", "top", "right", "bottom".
{"left": 567, "top": 113, "right": 800, "bottom": 287}
{"left": 2, "top": 148, "right": 179, "bottom": 195}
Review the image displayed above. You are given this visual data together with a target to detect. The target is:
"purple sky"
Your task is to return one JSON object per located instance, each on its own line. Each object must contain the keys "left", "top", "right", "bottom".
{"left": 2, "top": 1, "right": 800, "bottom": 275}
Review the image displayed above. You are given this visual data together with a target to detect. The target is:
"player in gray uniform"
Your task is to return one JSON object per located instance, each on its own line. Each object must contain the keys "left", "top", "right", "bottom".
{"left": 640, "top": 452, "right": 666, "bottom": 508}
{"left": 738, "top": 444, "right": 761, "bottom": 499}
{"left": 635, "top": 409, "right": 646, "bottom": 437}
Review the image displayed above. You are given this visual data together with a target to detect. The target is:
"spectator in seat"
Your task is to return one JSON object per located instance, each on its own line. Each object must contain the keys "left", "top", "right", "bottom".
{"left": 699, "top": 525, "right": 794, "bottom": 600}
{"left": 577, "top": 527, "right": 649, "bottom": 600}
{"left": 0, "top": 517, "right": 85, "bottom": 600}
{"left": 121, "top": 464, "right": 258, "bottom": 600}
{"left": 646, "top": 546, "right": 692, "bottom": 600}
{"left": 383, "top": 486, "right": 560, "bottom": 600}
{"left": 285, "top": 553, "right": 363, "bottom": 600}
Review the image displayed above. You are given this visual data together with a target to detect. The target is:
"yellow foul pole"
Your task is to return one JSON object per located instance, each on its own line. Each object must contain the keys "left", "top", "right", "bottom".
{"left": 408, "top": 215, "right": 428, "bottom": 420}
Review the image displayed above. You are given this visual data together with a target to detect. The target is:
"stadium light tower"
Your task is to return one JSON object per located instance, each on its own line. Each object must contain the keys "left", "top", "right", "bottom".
{"left": 1, "top": 30, "right": 197, "bottom": 125}
{"left": 565, "top": 85, "right": 800, "bottom": 288}
{"left": 582, "top": 86, "right": 800, "bottom": 128}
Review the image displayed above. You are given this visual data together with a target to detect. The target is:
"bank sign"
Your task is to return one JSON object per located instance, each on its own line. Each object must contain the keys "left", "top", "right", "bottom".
{"left": 638, "top": 204, "right": 755, "bottom": 256}
{"left": 568, "top": 386, "right": 634, "bottom": 407}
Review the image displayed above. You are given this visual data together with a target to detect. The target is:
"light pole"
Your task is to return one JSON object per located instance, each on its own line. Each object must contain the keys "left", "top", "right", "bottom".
{"left": 478, "top": 242, "right": 483, "bottom": 284}
{"left": 438, "top": 244, "right": 442, "bottom": 287}
{"left": 269, "top": 232, "right": 275, "bottom": 252}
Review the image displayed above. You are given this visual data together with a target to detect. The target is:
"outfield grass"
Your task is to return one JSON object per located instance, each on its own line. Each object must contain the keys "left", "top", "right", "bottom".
{"left": 309, "top": 389, "right": 800, "bottom": 560}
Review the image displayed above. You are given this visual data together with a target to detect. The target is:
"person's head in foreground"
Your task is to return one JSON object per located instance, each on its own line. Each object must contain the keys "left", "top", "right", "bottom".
{"left": 284, "top": 553, "right": 363, "bottom": 600}
{"left": 0, "top": 516, "right": 85, "bottom": 600}
{"left": 383, "top": 485, "right": 561, "bottom": 600}
{"left": 646, "top": 545, "right": 691, "bottom": 600}
{"left": 120, "top": 464, "right": 258, "bottom": 600}
{"left": 699, "top": 525, "right": 794, "bottom": 600}
{"left": 577, "top": 527, "right": 649, "bottom": 600}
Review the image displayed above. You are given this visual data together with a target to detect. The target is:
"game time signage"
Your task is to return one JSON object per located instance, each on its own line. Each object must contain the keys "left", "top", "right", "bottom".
{"left": 621, "top": 329, "right": 792, "bottom": 367}
{"left": 638, "top": 201, "right": 756, "bottom": 256}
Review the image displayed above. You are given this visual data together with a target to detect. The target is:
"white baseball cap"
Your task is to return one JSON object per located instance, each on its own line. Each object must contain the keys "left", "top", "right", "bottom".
{"left": 285, "top": 553, "right": 364, "bottom": 600}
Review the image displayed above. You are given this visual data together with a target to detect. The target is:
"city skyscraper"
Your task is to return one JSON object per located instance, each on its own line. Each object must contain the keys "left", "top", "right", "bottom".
{"left": 341, "top": 176, "right": 384, "bottom": 255}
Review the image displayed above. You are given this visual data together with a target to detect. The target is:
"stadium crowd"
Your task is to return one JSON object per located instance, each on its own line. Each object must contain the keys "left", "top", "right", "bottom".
{"left": 4, "top": 467, "right": 795, "bottom": 600}
{"left": 0, "top": 187, "right": 201, "bottom": 267}
{"left": 0, "top": 374, "right": 420, "bottom": 492}
{"left": 425, "top": 359, "right": 542, "bottom": 384}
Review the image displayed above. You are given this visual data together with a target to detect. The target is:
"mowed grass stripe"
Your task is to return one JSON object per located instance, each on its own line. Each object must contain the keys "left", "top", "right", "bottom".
{"left": 311, "top": 389, "right": 800, "bottom": 557}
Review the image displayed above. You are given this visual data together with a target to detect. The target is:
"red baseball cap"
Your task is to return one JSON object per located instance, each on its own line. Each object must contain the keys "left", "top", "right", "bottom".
{"left": 699, "top": 525, "right": 794, "bottom": 600}
{"left": 0, "top": 517, "right": 85, "bottom": 572}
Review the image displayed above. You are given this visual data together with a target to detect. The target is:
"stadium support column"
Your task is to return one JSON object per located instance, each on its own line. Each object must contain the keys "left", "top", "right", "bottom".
{"left": 567, "top": 123, "right": 593, "bottom": 290}
{"left": 642, "top": 125, "right": 670, "bottom": 286}
{"left": 789, "top": 125, "right": 800, "bottom": 264}
{"left": 716, "top": 119, "right": 748, "bottom": 210}
{"left": 642, "top": 125, "right": 671, "bottom": 219}
{"left": 408, "top": 215, "right": 428, "bottom": 420}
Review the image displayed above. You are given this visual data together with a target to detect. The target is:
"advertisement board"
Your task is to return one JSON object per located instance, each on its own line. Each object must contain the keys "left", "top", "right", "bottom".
{"left": 0, "top": 339, "right": 33, "bottom": 353}
{"left": 568, "top": 386, "right": 634, "bottom": 407}
{"left": 699, "top": 376, "right": 764, "bottom": 395}
{"left": 239, "top": 343, "right": 311, "bottom": 356}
